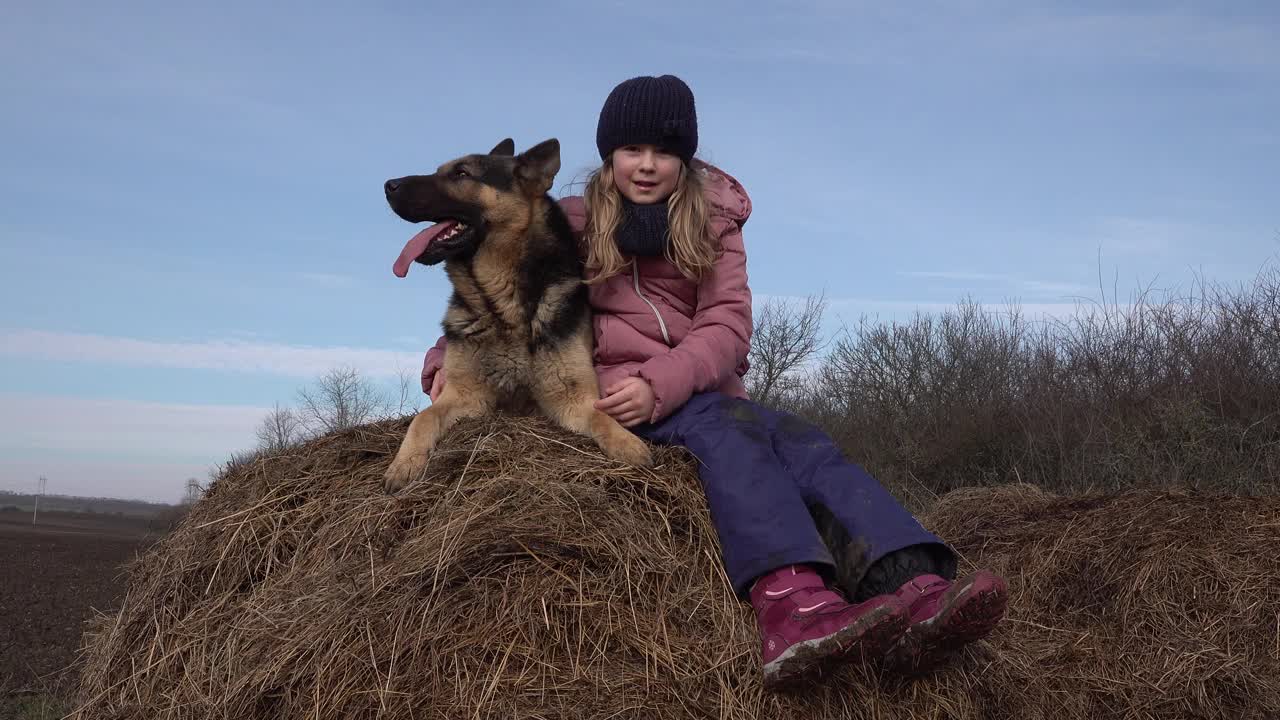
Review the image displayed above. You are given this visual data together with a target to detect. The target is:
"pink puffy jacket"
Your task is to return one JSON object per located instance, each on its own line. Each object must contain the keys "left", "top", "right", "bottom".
{"left": 398, "top": 162, "right": 753, "bottom": 424}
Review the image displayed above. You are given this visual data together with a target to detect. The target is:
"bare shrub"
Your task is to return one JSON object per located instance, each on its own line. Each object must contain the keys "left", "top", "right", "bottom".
{"left": 296, "top": 366, "right": 390, "bottom": 435}
{"left": 393, "top": 365, "right": 422, "bottom": 416}
{"left": 762, "top": 269, "right": 1280, "bottom": 497}
{"left": 255, "top": 403, "right": 303, "bottom": 453}
{"left": 744, "top": 293, "right": 827, "bottom": 408}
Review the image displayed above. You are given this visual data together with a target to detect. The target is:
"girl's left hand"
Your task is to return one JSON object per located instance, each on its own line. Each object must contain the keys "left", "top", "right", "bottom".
{"left": 594, "top": 377, "right": 655, "bottom": 428}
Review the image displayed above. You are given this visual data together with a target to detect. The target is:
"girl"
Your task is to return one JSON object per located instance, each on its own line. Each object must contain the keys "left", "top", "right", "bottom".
{"left": 406, "top": 75, "right": 1008, "bottom": 689}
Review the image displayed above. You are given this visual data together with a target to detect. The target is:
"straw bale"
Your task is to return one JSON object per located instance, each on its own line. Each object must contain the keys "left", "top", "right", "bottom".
{"left": 70, "top": 416, "right": 1280, "bottom": 719}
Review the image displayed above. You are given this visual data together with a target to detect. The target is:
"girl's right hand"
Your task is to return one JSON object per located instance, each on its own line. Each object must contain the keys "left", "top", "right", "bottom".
{"left": 594, "top": 377, "right": 655, "bottom": 428}
{"left": 429, "top": 368, "right": 446, "bottom": 402}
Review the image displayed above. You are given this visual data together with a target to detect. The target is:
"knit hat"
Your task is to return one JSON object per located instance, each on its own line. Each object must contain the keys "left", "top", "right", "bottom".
{"left": 595, "top": 75, "right": 698, "bottom": 165}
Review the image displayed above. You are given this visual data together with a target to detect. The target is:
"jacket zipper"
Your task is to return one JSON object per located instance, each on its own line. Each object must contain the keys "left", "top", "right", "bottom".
{"left": 632, "top": 263, "right": 671, "bottom": 346}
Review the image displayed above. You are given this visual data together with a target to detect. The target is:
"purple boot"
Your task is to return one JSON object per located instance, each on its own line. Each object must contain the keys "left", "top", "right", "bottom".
{"left": 750, "top": 565, "right": 910, "bottom": 688}
{"left": 883, "top": 570, "right": 1009, "bottom": 673}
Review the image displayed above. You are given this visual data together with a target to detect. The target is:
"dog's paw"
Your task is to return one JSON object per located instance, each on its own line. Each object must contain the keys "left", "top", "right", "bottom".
{"left": 604, "top": 433, "right": 654, "bottom": 468}
{"left": 383, "top": 451, "right": 428, "bottom": 493}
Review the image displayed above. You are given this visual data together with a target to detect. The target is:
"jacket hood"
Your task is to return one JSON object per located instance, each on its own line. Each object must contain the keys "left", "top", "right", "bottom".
{"left": 696, "top": 161, "right": 751, "bottom": 229}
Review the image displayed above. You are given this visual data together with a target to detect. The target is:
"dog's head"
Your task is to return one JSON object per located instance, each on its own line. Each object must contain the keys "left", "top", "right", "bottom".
{"left": 384, "top": 138, "right": 560, "bottom": 266}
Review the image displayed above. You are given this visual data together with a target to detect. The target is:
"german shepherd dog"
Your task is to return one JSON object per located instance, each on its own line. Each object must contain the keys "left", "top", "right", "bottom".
{"left": 381, "top": 138, "right": 653, "bottom": 492}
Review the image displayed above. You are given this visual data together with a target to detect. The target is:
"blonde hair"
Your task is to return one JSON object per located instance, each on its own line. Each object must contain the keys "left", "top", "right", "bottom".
{"left": 582, "top": 159, "right": 720, "bottom": 284}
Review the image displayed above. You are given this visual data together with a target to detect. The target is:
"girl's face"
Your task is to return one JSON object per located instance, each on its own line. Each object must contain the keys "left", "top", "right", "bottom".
{"left": 611, "top": 144, "right": 682, "bottom": 204}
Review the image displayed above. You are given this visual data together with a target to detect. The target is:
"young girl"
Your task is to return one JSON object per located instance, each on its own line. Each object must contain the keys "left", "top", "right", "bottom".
{"left": 407, "top": 75, "right": 1008, "bottom": 688}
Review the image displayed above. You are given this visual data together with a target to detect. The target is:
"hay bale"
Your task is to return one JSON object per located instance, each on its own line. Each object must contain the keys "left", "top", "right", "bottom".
{"left": 69, "top": 416, "right": 1280, "bottom": 719}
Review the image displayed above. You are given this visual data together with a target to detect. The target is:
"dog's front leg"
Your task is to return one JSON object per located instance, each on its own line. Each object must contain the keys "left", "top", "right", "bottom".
{"left": 577, "top": 401, "right": 654, "bottom": 467}
{"left": 384, "top": 386, "right": 489, "bottom": 492}
{"left": 538, "top": 393, "right": 655, "bottom": 467}
{"left": 532, "top": 354, "right": 653, "bottom": 468}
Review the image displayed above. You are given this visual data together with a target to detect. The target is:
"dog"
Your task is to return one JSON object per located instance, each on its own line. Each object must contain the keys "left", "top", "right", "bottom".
{"left": 381, "top": 138, "right": 654, "bottom": 492}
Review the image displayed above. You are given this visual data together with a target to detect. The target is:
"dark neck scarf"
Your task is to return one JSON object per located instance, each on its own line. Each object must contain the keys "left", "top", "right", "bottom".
{"left": 616, "top": 197, "right": 671, "bottom": 257}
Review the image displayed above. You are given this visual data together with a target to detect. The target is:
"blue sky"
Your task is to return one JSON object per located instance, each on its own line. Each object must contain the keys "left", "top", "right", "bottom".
{"left": 1, "top": 1, "right": 1277, "bottom": 502}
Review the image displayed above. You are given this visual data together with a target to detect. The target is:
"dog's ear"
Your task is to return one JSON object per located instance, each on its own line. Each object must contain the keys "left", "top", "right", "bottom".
{"left": 515, "top": 139, "right": 560, "bottom": 196}
{"left": 489, "top": 138, "right": 515, "bottom": 156}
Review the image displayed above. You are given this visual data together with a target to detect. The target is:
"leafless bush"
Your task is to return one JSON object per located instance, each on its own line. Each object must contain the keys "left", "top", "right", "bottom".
{"left": 255, "top": 402, "right": 303, "bottom": 454}
{"left": 744, "top": 293, "right": 827, "bottom": 407}
{"left": 394, "top": 365, "right": 422, "bottom": 416}
{"left": 296, "top": 366, "right": 391, "bottom": 435}
{"left": 755, "top": 269, "right": 1280, "bottom": 497}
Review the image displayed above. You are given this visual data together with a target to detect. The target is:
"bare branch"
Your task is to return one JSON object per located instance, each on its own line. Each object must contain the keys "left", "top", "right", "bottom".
{"left": 255, "top": 402, "right": 303, "bottom": 453}
{"left": 296, "top": 366, "right": 391, "bottom": 434}
{"left": 395, "top": 364, "right": 422, "bottom": 416}
{"left": 745, "top": 293, "right": 828, "bottom": 406}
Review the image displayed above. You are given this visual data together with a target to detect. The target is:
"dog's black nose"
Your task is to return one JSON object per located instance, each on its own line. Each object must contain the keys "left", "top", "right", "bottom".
{"left": 384, "top": 179, "right": 400, "bottom": 195}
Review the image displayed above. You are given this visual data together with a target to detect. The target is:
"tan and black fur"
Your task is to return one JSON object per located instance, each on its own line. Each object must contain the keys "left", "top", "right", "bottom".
{"left": 381, "top": 138, "right": 652, "bottom": 491}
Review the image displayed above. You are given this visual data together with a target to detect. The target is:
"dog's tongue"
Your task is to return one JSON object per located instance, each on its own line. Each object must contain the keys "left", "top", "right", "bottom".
{"left": 392, "top": 221, "right": 456, "bottom": 277}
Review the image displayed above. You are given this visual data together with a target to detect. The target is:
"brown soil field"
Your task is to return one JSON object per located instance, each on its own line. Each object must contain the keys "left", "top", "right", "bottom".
{"left": 0, "top": 511, "right": 155, "bottom": 701}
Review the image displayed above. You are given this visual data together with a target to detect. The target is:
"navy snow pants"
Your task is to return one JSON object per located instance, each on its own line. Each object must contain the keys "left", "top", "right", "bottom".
{"left": 631, "top": 392, "right": 955, "bottom": 598}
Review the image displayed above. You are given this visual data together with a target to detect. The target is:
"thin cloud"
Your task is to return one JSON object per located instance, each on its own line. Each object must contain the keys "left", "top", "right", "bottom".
{"left": 896, "top": 271, "right": 1095, "bottom": 298}
{"left": 1020, "top": 279, "right": 1096, "bottom": 296}
{"left": 674, "top": 5, "right": 1277, "bottom": 73}
{"left": 0, "top": 393, "right": 268, "bottom": 461}
{"left": 826, "top": 299, "right": 1108, "bottom": 323}
{"left": 0, "top": 329, "right": 423, "bottom": 380}
{"left": 296, "top": 271, "right": 357, "bottom": 288}
{"left": 898, "top": 271, "right": 1007, "bottom": 281}
{"left": 0, "top": 393, "right": 271, "bottom": 502}
{"left": 753, "top": 293, "right": 1111, "bottom": 325}
{"left": 1088, "top": 216, "right": 1200, "bottom": 254}
{"left": 0, "top": 456, "right": 214, "bottom": 504}
{"left": 997, "top": 8, "right": 1279, "bottom": 72}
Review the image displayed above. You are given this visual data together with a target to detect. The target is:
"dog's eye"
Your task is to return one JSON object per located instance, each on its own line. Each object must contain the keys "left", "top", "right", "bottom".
{"left": 452, "top": 166, "right": 471, "bottom": 179}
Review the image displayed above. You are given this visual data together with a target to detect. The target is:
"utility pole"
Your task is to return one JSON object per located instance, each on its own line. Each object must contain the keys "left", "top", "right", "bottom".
{"left": 33, "top": 476, "right": 47, "bottom": 525}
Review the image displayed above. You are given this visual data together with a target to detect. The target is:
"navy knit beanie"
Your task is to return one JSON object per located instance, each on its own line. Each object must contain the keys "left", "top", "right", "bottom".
{"left": 595, "top": 75, "right": 698, "bottom": 165}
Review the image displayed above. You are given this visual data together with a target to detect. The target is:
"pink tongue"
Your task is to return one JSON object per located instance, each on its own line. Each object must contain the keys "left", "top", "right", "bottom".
{"left": 392, "top": 220, "right": 456, "bottom": 277}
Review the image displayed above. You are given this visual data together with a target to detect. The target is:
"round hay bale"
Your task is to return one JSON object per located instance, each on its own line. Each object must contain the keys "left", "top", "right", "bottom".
{"left": 68, "top": 417, "right": 1280, "bottom": 719}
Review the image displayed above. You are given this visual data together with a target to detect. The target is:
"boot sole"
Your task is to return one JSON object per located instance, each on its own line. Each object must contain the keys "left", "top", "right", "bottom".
{"left": 763, "top": 602, "right": 909, "bottom": 690}
{"left": 886, "top": 571, "right": 1009, "bottom": 674}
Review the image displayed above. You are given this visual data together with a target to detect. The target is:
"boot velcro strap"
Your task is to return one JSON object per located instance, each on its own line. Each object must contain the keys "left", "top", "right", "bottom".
{"left": 756, "top": 569, "right": 827, "bottom": 601}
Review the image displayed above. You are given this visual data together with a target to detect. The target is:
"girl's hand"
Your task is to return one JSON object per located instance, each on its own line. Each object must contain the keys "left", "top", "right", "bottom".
{"left": 594, "top": 377, "right": 655, "bottom": 428}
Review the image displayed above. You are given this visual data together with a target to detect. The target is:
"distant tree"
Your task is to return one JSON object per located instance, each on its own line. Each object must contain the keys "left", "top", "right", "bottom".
{"left": 394, "top": 364, "right": 422, "bottom": 416}
{"left": 745, "top": 293, "right": 828, "bottom": 406}
{"left": 183, "top": 478, "right": 204, "bottom": 505}
{"left": 255, "top": 402, "right": 303, "bottom": 453}
{"left": 296, "top": 366, "right": 390, "bottom": 434}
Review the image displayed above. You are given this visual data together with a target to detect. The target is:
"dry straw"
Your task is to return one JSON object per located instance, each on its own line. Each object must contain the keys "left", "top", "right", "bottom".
{"left": 70, "top": 415, "right": 1280, "bottom": 719}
